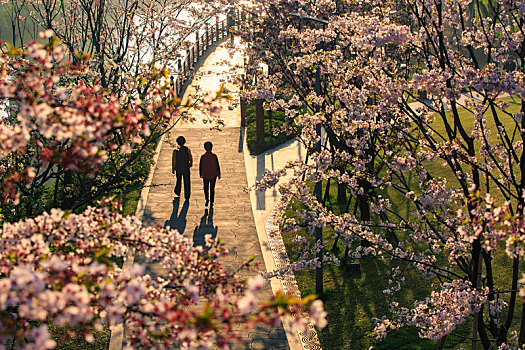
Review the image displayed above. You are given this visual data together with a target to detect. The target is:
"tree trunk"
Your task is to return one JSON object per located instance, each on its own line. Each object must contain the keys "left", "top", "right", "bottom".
{"left": 323, "top": 178, "right": 331, "bottom": 205}
{"left": 471, "top": 243, "right": 482, "bottom": 350}
{"left": 519, "top": 301, "right": 525, "bottom": 346}
{"left": 358, "top": 180, "right": 371, "bottom": 247}
{"left": 255, "top": 99, "right": 264, "bottom": 138}
{"left": 337, "top": 182, "right": 346, "bottom": 205}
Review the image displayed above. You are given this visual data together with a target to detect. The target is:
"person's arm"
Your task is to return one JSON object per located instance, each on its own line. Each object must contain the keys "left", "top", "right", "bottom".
{"left": 215, "top": 155, "right": 221, "bottom": 179}
{"left": 172, "top": 150, "right": 176, "bottom": 173}
{"left": 199, "top": 156, "right": 203, "bottom": 178}
{"left": 188, "top": 148, "right": 193, "bottom": 168}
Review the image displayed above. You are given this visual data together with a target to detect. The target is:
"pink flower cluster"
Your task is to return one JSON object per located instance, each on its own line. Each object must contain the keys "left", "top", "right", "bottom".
{"left": 0, "top": 40, "right": 177, "bottom": 203}
{"left": 0, "top": 200, "right": 324, "bottom": 348}
{"left": 375, "top": 280, "right": 487, "bottom": 340}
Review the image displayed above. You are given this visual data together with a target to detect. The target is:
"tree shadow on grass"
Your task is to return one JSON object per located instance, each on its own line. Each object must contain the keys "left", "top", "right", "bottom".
{"left": 310, "top": 257, "right": 391, "bottom": 349}
{"left": 295, "top": 256, "right": 436, "bottom": 350}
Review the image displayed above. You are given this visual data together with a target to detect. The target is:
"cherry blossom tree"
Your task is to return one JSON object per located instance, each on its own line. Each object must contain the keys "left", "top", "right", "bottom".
{"left": 0, "top": 0, "right": 331, "bottom": 347}
{"left": 0, "top": 198, "right": 326, "bottom": 349}
{"left": 0, "top": 36, "right": 327, "bottom": 349}
{"left": 241, "top": 0, "right": 525, "bottom": 348}
{"left": 0, "top": 34, "right": 179, "bottom": 220}
{"left": 0, "top": 0, "right": 235, "bottom": 221}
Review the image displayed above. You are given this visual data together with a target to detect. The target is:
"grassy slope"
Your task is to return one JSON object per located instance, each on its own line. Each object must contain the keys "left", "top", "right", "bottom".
{"left": 283, "top": 98, "right": 523, "bottom": 349}
{"left": 422, "top": 97, "right": 521, "bottom": 200}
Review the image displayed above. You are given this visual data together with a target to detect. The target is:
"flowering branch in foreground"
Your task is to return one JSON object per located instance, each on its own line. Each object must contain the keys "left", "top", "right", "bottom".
{"left": 0, "top": 37, "right": 178, "bottom": 205}
{"left": 0, "top": 199, "right": 325, "bottom": 349}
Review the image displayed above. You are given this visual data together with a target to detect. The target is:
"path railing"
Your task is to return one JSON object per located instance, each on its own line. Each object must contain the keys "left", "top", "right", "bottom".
{"left": 172, "top": 10, "right": 242, "bottom": 98}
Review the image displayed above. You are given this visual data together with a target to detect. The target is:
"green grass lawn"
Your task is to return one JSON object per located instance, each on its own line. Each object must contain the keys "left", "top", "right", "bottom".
{"left": 284, "top": 189, "right": 444, "bottom": 349}
{"left": 291, "top": 179, "right": 458, "bottom": 348}
{"left": 49, "top": 325, "right": 110, "bottom": 350}
{"left": 422, "top": 97, "right": 521, "bottom": 198}
{"left": 118, "top": 184, "right": 143, "bottom": 216}
{"left": 245, "top": 103, "right": 295, "bottom": 155}
{"left": 284, "top": 181, "right": 482, "bottom": 349}
{"left": 281, "top": 97, "right": 524, "bottom": 349}
{"left": 385, "top": 96, "right": 521, "bottom": 213}
{"left": 6, "top": 324, "right": 110, "bottom": 350}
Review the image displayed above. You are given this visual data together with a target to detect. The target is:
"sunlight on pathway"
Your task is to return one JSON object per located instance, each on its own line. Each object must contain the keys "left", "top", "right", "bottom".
{"left": 177, "top": 37, "right": 246, "bottom": 129}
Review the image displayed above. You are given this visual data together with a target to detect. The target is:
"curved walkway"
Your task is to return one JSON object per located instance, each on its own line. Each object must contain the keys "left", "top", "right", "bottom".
{"left": 139, "top": 38, "right": 292, "bottom": 349}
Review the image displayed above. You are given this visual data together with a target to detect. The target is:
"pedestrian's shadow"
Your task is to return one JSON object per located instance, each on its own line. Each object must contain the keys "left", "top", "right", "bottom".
{"left": 192, "top": 208, "right": 218, "bottom": 248}
{"left": 164, "top": 197, "right": 189, "bottom": 234}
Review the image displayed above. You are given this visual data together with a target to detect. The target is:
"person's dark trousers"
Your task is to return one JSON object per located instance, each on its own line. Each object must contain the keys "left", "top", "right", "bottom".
{"left": 175, "top": 170, "right": 191, "bottom": 199}
{"left": 203, "top": 178, "right": 217, "bottom": 204}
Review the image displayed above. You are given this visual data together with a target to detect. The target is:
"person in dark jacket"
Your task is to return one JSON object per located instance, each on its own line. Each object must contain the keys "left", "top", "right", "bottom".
{"left": 199, "top": 141, "right": 221, "bottom": 207}
{"left": 172, "top": 136, "right": 193, "bottom": 200}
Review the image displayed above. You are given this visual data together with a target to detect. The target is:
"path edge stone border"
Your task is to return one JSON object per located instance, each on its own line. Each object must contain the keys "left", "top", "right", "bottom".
{"left": 264, "top": 198, "right": 323, "bottom": 350}
{"left": 108, "top": 133, "right": 166, "bottom": 350}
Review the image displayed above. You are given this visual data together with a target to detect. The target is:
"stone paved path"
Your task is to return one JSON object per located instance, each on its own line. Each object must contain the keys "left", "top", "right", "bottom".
{"left": 142, "top": 128, "right": 289, "bottom": 349}
{"left": 143, "top": 128, "right": 257, "bottom": 272}
{"left": 137, "top": 36, "right": 292, "bottom": 348}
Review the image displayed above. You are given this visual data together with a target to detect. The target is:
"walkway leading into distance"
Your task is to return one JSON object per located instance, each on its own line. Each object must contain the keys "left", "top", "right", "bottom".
{"left": 139, "top": 38, "right": 291, "bottom": 349}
